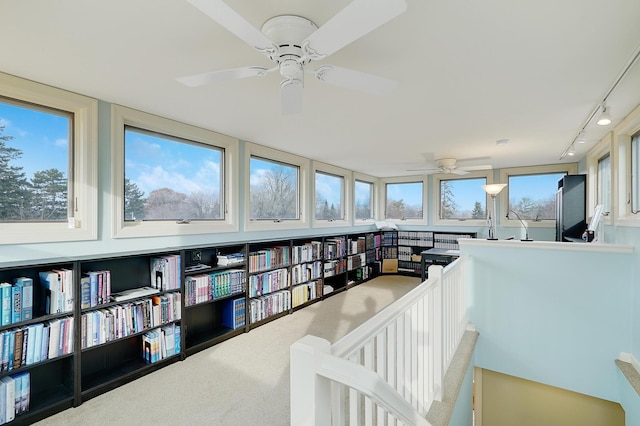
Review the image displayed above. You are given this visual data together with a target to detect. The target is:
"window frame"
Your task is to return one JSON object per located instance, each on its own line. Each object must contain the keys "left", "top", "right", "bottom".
{"left": 499, "top": 163, "right": 578, "bottom": 228}
{"left": 244, "top": 142, "right": 308, "bottom": 232}
{"left": 381, "top": 175, "right": 428, "bottom": 225}
{"left": 353, "top": 172, "right": 377, "bottom": 224}
{"left": 112, "top": 104, "right": 238, "bottom": 238}
{"left": 586, "top": 133, "right": 613, "bottom": 225}
{"left": 613, "top": 103, "right": 640, "bottom": 226}
{"left": 0, "top": 72, "right": 98, "bottom": 245}
{"left": 312, "top": 161, "right": 352, "bottom": 228}
{"left": 432, "top": 170, "right": 492, "bottom": 227}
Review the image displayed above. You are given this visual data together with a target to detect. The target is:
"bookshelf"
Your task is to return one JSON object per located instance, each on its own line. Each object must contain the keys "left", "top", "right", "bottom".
{"left": 0, "top": 260, "right": 75, "bottom": 425}
{"left": 396, "top": 231, "right": 476, "bottom": 276}
{"left": 183, "top": 244, "right": 247, "bottom": 356}
{"left": 291, "top": 239, "right": 323, "bottom": 311}
{"left": 247, "top": 241, "right": 292, "bottom": 329}
{"left": 77, "top": 251, "right": 182, "bottom": 403}
{"left": 322, "top": 235, "right": 348, "bottom": 296}
{"left": 0, "top": 227, "right": 478, "bottom": 422}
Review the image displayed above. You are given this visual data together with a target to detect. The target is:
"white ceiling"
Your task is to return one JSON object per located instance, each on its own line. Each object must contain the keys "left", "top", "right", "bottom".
{"left": 1, "top": 0, "right": 640, "bottom": 177}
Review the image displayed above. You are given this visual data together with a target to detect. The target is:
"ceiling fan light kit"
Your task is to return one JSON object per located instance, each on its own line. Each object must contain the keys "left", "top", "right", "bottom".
{"left": 183, "top": 0, "right": 407, "bottom": 114}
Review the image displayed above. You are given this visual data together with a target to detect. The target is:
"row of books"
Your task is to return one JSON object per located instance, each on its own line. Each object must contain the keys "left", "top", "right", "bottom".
{"left": 382, "top": 247, "right": 398, "bottom": 259}
{"left": 292, "top": 280, "right": 322, "bottom": 308}
{"left": 365, "top": 233, "right": 381, "bottom": 249}
{"left": 150, "top": 254, "right": 181, "bottom": 291}
{"left": 324, "top": 237, "right": 346, "bottom": 260}
{"left": 397, "top": 231, "right": 434, "bottom": 247}
{"left": 0, "top": 277, "right": 32, "bottom": 326}
{"left": 221, "top": 297, "right": 245, "bottom": 330}
{"left": 347, "top": 253, "right": 366, "bottom": 271}
{"left": 397, "top": 245, "right": 415, "bottom": 262}
{"left": 381, "top": 231, "right": 398, "bottom": 246}
{"left": 291, "top": 241, "right": 322, "bottom": 264}
{"left": 142, "top": 323, "right": 181, "bottom": 364}
{"left": 184, "top": 269, "right": 246, "bottom": 306}
{"left": 80, "top": 293, "right": 181, "bottom": 349}
{"left": 291, "top": 261, "right": 323, "bottom": 286}
{"left": 323, "top": 259, "right": 346, "bottom": 278}
{"left": 248, "top": 246, "right": 291, "bottom": 273}
{"left": 248, "top": 290, "right": 291, "bottom": 324}
{"left": 1, "top": 317, "right": 74, "bottom": 372}
{"left": 433, "top": 234, "right": 473, "bottom": 249}
{"left": 248, "top": 268, "right": 289, "bottom": 298}
{"left": 0, "top": 372, "right": 29, "bottom": 425}
{"left": 347, "top": 236, "right": 366, "bottom": 255}
{"left": 39, "top": 269, "right": 74, "bottom": 314}
{"left": 80, "top": 270, "right": 111, "bottom": 309}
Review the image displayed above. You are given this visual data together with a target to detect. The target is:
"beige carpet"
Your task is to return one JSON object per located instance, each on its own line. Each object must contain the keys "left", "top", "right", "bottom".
{"left": 35, "top": 275, "right": 420, "bottom": 426}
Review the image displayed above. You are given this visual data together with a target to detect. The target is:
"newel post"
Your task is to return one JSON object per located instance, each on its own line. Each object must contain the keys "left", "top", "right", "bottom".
{"left": 290, "top": 335, "right": 332, "bottom": 426}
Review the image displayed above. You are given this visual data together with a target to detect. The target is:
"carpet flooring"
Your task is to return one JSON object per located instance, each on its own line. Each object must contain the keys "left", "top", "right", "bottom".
{"left": 35, "top": 274, "right": 420, "bottom": 426}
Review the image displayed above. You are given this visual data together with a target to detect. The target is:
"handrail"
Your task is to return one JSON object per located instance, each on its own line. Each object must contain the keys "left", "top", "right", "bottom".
{"left": 290, "top": 256, "right": 469, "bottom": 425}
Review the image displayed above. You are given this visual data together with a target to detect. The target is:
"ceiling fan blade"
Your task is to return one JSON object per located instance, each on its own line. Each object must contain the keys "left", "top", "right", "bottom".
{"left": 459, "top": 165, "right": 493, "bottom": 172}
{"left": 312, "top": 65, "right": 397, "bottom": 96}
{"left": 186, "top": 0, "right": 275, "bottom": 52}
{"left": 406, "top": 167, "right": 440, "bottom": 173}
{"left": 177, "top": 66, "right": 269, "bottom": 87}
{"left": 281, "top": 79, "right": 303, "bottom": 115}
{"left": 303, "top": 0, "right": 407, "bottom": 58}
{"left": 450, "top": 169, "right": 470, "bottom": 175}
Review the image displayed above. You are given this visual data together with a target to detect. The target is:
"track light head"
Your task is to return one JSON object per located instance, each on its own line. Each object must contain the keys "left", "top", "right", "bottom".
{"left": 577, "top": 130, "right": 586, "bottom": 144}
{"left": 597, "top": 104, "right": 612, "bottom": 126}
{"left": 567, "top": 144, "right": 576, "bottom": 156}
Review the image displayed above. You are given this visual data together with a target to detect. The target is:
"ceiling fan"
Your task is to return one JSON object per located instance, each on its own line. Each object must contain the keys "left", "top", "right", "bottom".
{"left": 179, "top": 0, "right": 407, "bottom": 115}
{"left": 406, "top": 157, "right": 493, "bottom": 175}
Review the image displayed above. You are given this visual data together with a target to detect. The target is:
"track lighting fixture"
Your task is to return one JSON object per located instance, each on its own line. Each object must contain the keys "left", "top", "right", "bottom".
{"left": 597, "top": 103, "right": 612, "bottom": 126}
{"left": 567, "top": 144, "right": 576, "bottom": 156}
{"left": 577, "top": 130, "right": 586, "bottom": 144}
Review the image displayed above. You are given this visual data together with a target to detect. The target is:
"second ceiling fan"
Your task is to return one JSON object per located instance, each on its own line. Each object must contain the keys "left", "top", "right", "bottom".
{"left": 179, "top": 0, "right": 407, "bottom": 114}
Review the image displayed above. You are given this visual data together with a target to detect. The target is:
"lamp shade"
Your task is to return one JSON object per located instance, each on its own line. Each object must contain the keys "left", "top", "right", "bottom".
{"left": 482, "top": 183, "right": 507, "bottom": 196}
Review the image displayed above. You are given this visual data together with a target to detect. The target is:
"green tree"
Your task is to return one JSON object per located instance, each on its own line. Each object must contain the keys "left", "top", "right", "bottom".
{"left": 0, "top": 128, "right": 30, "bottom": 220}
{"left": 440, "top": 180, "right": 456, "bottom": 219}
{"left": 471, "top": 201, "right": 485, "bottom": 219}
{"left": 124, "top": 178, "right": 146, "bottom": 220}
{"left": 30, "top": 168, "right": 67, "bottom": 220}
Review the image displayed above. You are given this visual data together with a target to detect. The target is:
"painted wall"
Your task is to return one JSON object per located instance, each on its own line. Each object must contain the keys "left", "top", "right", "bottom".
{"left": 448, "top": 356, "right": 474, "bottom": 426}
{"left": 461, "top": 240, "right": 633, "bottom": 403}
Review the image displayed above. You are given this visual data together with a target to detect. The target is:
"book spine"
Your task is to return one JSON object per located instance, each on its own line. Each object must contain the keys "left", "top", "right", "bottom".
{"left": 11, "top": 286, "right": 21, "bottom": 325}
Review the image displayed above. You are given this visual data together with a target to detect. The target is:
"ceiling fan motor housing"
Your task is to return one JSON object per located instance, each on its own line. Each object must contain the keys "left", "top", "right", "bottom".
{"left": 261, "top": 15, "right": 318, "bottom": 66}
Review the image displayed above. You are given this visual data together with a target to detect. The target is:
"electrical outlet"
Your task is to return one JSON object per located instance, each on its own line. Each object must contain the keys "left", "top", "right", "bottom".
{"left": 191, "top": 250, "right": 202, "bottom": 262}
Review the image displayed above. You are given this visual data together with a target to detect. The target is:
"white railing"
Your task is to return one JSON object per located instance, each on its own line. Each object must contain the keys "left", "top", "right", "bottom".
{"left": 290, "top": 256, "right": 468, "bottom": 425}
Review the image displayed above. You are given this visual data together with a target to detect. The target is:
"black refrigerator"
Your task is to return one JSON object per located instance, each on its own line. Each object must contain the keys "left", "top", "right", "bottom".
{"left": 555, "top": 174, "right": 586, "bottom": 241}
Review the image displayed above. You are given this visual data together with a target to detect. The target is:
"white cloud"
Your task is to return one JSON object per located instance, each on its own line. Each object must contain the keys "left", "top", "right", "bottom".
{"left": 55, "top": 138, "right": 68, "bottom": 147}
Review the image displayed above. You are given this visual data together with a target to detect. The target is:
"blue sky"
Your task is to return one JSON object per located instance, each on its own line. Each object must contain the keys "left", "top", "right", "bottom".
{"left": 125, "top": 128, "right": 222, "bottom": 197}
{"left": 0, "top": 102, "right": 69, "bottom": 178}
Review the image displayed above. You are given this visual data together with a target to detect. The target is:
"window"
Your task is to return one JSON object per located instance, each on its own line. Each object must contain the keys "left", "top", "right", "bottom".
{"left": 632, "top": 132, "right": 640, "bottom": 213}
{"left": 312, "top": 162, "right": 350, "bottom": 227}
{"left": 244, "top": 142, "right": 308, "bottom": 231}
{"left": 315, "top": 172, "right": 343, "bottom": 221}
{"left": 500, "top": 164, "right": 576, "bottom": 225}
{"left": 385, "top": 181, "right": 423, "bottom": 220}
{"left": 508, "top": 173, "right": 564, "bottom": 220}
{"left": 0, "top": 98, "right": 71, "bottom": 222}
{"left": 249, "top": 156, "right": 299, "bottom": 221}
{"left": 112, "top": 105, "right": 238, "bottom": 238}
{"left": 124, "top": 126, "right": 224, "bottom": 221}
{"left": 439, "top": 177, "right": 487, "bottom": 219}
{"left": 0, "top": 72, "right": 97, "bottom": 245}
{"left": 354, "top": 179, "right": 374, "bottom": 221}
{"left": 597, "top": 153, "right": 611, "bottom": 215}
